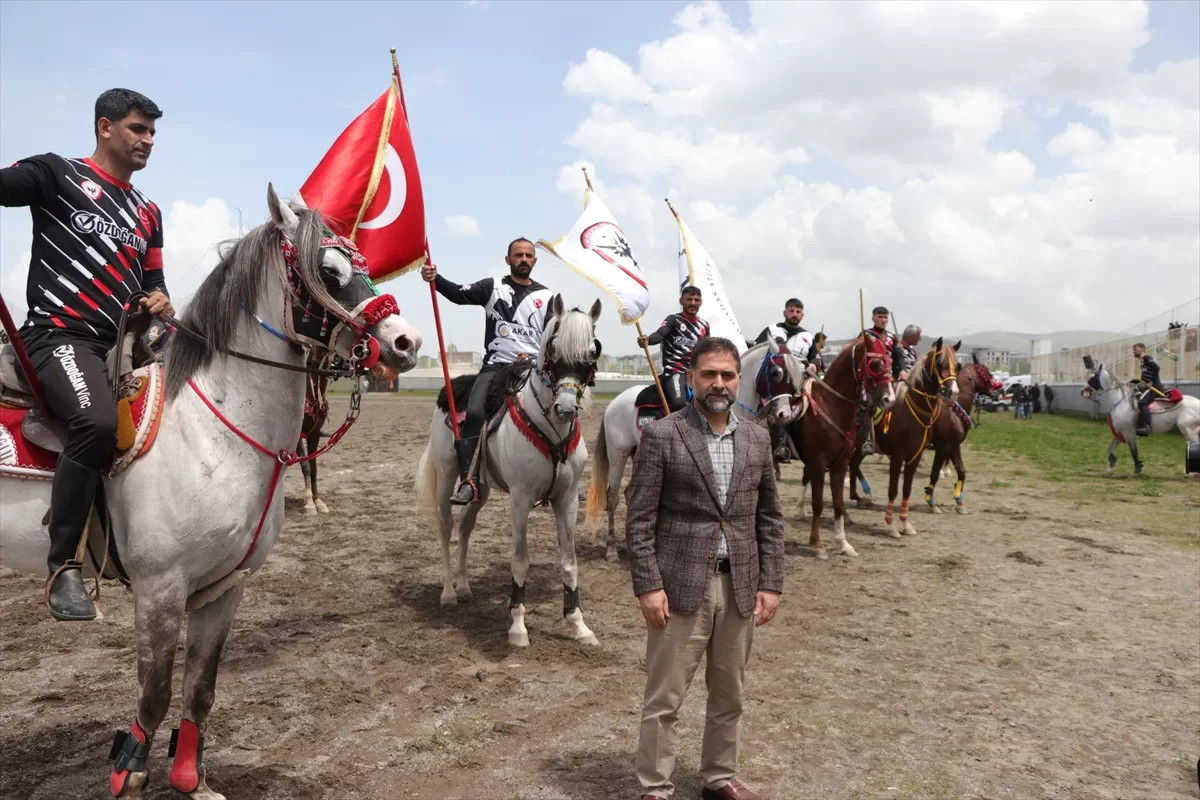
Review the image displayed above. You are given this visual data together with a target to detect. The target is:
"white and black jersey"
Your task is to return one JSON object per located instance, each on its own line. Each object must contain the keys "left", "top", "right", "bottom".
{"left": 434, "top": 274, "right": 553, "bottom": 366}
{"left": 0, "top": 153, "right": 167, "bottom": 343}
{"left": 755, "top": 322, "right": 818, "bottom": 363}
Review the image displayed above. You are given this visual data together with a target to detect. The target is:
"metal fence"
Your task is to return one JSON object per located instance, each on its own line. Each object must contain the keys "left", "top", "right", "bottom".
{"left": 1031, "top": 298, "right": 1200, "bottom": 384}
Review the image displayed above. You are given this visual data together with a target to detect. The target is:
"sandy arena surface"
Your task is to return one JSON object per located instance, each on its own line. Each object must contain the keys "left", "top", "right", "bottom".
{"left": 2, "top": 393, "right": 1198, "bottom": 800}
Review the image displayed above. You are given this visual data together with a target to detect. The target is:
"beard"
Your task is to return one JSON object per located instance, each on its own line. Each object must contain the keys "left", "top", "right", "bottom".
{"left": 510, "top": 263, "right": 533, "bottom": 279}
{"left": 698, "top": 390, "right": 732, "bottom": 414}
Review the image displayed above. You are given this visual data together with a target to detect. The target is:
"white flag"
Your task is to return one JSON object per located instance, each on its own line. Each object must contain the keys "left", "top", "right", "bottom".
{"left": 669, "top": 202, "right": 746, "bottom": 355}
{"left": 537, "top": 186, "right": 650, "bottom": 325}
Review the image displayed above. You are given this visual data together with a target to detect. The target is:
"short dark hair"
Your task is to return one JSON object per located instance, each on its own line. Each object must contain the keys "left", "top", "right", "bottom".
{"left": 872, "top": 306, "right": 889, "bottom": 315}
{"left": 681, "top": 285, "right": 702, "bottom": 298}
{"left": 690, "top": 336, "right": 741, "bottom": 373}
{"left": 507, "top": 237, "right": 534, "bottom": 257}
{"left": 785, "top": 298, "right": 803, "bottom": 309}
{"left": 1133, "top": 342, "right": 1146, "bottom": 350}
{"left": 94, "top": 88, "right": 162, "bottom": 138}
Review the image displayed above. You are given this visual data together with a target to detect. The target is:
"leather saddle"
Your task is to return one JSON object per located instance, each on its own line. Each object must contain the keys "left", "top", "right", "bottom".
{"left": 0, "top": 310, "right": 158, "bottom": 454}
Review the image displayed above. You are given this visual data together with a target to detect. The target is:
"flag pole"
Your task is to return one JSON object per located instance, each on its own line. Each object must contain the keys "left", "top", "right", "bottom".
{"left": 391, "top": 47, "right": 461, "bottom": 440}
{"left": 0, "top": 295, "right": 46, "bottom": 411}
{"left": 859, "top": 288, "right": 866, "bottom": 335}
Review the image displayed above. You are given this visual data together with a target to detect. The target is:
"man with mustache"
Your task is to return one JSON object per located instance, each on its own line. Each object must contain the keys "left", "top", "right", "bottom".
{"left": 637, "top": 285, "right": 710, "bottom": 414}
{"left": 421, "top": 238, "right": 553, "bottom": 504}
{"left": 0, "top": 88, "right": 172, "bottom": 621}
{"left": 626, "top": 336, "right": 785, "bottom": 800}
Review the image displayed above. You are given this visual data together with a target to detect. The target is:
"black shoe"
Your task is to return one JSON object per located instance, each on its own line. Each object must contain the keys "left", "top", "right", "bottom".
{"left": 1136, "top": 426, "right": 1152, "bottom": 437}
{"left": 449, "top": 437, "right": 481, "bottom": 506}
{"left": 862, "top": 440, "right": 875, "bottom": 456}
{"left": 45, "top": 454, "right": 100, "bottom": 621}
{"left": 772, "top": 446, "right": 790, "bottom": 464}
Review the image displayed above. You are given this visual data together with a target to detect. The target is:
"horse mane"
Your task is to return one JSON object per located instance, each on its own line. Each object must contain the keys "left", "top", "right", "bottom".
{"left": 543, "top": 306, "right": 596, "bottom": 367}
{"left": 163, "top": 209, "right": 337, "bottom": 401}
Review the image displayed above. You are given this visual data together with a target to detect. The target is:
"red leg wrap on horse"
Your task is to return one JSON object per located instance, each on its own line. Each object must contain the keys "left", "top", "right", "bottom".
{"left": 168, "top": 719, "right": 202, "bottom": 793}
{"left": 884, "top": 501, "right": 894, "bottom": 525}
{"left": 110, "top": 720, "right": 148, "bottom": 797}
{"left": 900, "top": 499, "right": 910, "bottom": 522}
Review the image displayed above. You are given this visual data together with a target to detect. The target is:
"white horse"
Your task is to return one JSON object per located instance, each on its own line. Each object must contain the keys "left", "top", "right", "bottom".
{"left": 1082, "top": 359, "right": 1200, "bottom": 475}
{"left": 416, "top": 296, "right": 603, "bottom": 647}
{"left": 0, "top": 185, "right": 422, "bottom": 799}
{"left": 584, "top": 338, "right": 809, "bottom": 562}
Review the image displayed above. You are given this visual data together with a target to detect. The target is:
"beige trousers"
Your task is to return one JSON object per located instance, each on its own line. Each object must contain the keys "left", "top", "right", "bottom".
{"left": 636, "top": 572, "right": 755, "bottom": 797}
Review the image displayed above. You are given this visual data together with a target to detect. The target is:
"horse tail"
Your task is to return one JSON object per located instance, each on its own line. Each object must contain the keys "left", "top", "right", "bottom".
{"left": 415, "top": 437, "right": 439, "bottom": 528}
{"left": 584, "top": 417, "right": 610, "bottom": 533}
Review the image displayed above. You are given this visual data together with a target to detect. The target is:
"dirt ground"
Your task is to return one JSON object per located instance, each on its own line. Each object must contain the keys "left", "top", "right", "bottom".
{"left": 2, "top": 394, "right": 1198, "bottom": 800}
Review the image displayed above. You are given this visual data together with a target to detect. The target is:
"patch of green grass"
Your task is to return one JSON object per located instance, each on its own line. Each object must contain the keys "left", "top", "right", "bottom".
{"left": 988, "top": 479, "right": 1011, "bottom": 488}
{"left": 1012, "top": 468, "right": 1028, "bottom": 476}
{"left": 966, "top": 413, "right": 1199, "bottom": 548}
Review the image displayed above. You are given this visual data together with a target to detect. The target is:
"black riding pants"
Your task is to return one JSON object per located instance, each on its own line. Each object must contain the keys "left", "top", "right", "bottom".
{"left": 23, "top": 329, "right": 117, "bottom": 472}
{"left": 659, "top": 371, "right": 689, "bottom": 413}
{"left": 463, "top": 365, "right": 502, "bottom": 441}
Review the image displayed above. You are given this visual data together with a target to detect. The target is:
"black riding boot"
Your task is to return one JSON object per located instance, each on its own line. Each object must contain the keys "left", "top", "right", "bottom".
{"left": 770, "top": 424, "right": 790, "bottom": 463}
{"left": 1137, "top": 406, "right": 1152, "bottom": 437}
{"left": 46, "top": 454, "right": 99, "bottom": 621}
{"left": 450, "top": 436, "right": 481, "bottom": 506}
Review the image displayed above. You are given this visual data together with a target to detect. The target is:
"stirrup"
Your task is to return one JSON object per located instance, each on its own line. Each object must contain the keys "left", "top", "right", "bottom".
{"left": 45, "top": 561, "right": 97, "bottom": 621}
{"left": 449, "top": 479, "right": 480, "bottom": 506}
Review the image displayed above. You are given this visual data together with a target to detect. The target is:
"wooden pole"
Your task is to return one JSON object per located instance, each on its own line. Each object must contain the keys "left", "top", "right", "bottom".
{"left": 391, "top": 47, "right": 460, "bottom": 439}
{"left": 859, "top": 288, "right": 866, "bottom": 335}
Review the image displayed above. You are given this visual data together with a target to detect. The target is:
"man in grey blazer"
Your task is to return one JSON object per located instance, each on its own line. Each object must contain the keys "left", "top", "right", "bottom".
{"left": 626, "top": 336, "right": 786, "bottom": 800}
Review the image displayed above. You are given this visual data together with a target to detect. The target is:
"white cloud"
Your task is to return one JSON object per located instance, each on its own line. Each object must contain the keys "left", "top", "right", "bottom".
{"left": 161, "top": 198, "right": 241, "bottom": 305}
{"left": 443, "top": 214, "right": 482, "bottom": 238}
{"left": 555, "top": 0, "right": 1200, "bottom": 342}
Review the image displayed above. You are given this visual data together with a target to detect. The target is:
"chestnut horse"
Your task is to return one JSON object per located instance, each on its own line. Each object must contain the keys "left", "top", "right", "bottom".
{"left": 921, "top": 353, "right": 1001, "bottom": 514}
{"left": 296, "top": 364, "right": 331, "bottom": 515}
{"left": 869, "top": 338, "right": 959, "bottom": 537}
{"left": 782, "top": 332, "right": 895, "bottom": 558}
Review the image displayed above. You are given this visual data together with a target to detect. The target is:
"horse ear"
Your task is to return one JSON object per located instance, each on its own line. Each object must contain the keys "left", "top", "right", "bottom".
{"left": 1082, "top": 355, "right": 1095, "bottom": 370}
{"left": 551, "top": 294, "right": 564, "bottom": 318}
{"left": 953, "top": 340, "right": 961, "bottom": 351}
{"left": 767, "top": 337, "right": 780, "bottom": 355}
{"left": 934, "top": 336, "right": 944, "bottom": 351}
{"left": 588, "top": 298, "right": 602, "bottom": 323}
{"left": 971, "top": 352, "right": 980, "bottom": 365}
{"left": 267, "top": 183, "right": 299, "bottom": 237}
{"left": 289, "top": 191, "right": 310, "bottom": 212}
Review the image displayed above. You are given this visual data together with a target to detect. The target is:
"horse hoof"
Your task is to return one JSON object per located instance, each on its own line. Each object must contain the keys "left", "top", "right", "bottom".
{"left": 303, "top": 505, "right": 317, "bottom": 516}
{"left": 930, "top": 505, "right": 943, "bottom": 515}
{"left": 455, "top": 586, "right": 473, "bottom": 602}
{"left": 508, "top": 631, "right": 530, "bottom": 648}
{"left": 187, "top": 776, "right": 227, "bottom": 800}
{"left": 886, "top": 526, "right": 901, "bottom": 539}
{"left": 841, "top": 546, "right": 859, "bottom": 558}
{"left": 814, "top": 548, "right": 829, "bottom": 561}
{"left": 315, "top": 500, "right": 330, "bottom": 514}
{"left": 605, "top": 547, "right": 620, "bottom": 563}
{"left": 856, "top": 497, "right": 873, "bottom": 509}
{"left": 903, "top": 523, "right": 919, "bottom": 536}
{"left": 116, "top": 771, "right": 150, "bottom": 798}
{"left": 578, "top": 633, "right": 600, "bottom": 647}
{"left": 955, "top": 505, "right": 969, "bottom": 515}
{"left": 439, "top": 591, "right": 458, "bottom": 607}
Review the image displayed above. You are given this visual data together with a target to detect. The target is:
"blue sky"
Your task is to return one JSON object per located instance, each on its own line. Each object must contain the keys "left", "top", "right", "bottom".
{"left": 2, "top": 1, "right": 1198, "bottom": 356}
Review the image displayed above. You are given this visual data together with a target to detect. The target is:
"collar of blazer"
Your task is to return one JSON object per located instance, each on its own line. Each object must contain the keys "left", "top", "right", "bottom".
{"left": 675, "top": 403, "right": 750, "bottom": 515}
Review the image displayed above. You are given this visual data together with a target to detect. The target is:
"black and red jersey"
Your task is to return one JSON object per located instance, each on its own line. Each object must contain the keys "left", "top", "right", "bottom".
{"left": 648, "top": 312, "right": 710, "bottom": 375}
{"left": 0, "top": 153, "right": 167, "bottom": 343}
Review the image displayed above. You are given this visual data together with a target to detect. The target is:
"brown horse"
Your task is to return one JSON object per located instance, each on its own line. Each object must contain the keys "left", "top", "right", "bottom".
{"left": 921, "top": 353, "right": 1000, "bottom": 514}
{"left": 783, "top": 332, "right": 895, "bottom": 558}
{"left": 869, "top": 338, "right": 959, "bottom": 537}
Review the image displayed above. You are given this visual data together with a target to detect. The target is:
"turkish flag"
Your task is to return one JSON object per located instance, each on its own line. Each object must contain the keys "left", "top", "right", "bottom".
{"left": 298, "top": 77, "right": 426, "bottom": 283}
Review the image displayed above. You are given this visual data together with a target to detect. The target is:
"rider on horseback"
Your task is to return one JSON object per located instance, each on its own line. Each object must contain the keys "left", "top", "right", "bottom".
{"left": 0, "top": 89, "right": 174, "bottom": 621}
{"left": 751, "top": 298, "right": 819, "bottom": 463}
{"left": 860, "top": 306, "right": 896, "bottom": 455}
{"left": 1133, "top": 342, "right": 1165, "bottom": 436}
{"left": 636, "top": 285, "right": 709, "bottom": 414}
{"left": 421, "top": 238, "right": 554, "bottom": 505}
{"left": 894, "top": 324, "right": 921, "bottom": 383}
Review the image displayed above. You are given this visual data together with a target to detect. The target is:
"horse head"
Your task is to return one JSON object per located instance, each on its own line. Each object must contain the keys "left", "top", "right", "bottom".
{"left": 914, "top": 337, "right": 958, "bottom": 401}
{"left": 539, "top": 294, "right": 602, "bottom": 425}
{"left": 1081, "top": 358, "right": 1111, "bottom": 398}
{"left": 856, "top": 330, "right": 896, "bottom": 410}
{"left": 271, "top": 186, "right": 422, "bottom": 377}
{"left": 749, "top": 337, "right": 806, "bottom": 425}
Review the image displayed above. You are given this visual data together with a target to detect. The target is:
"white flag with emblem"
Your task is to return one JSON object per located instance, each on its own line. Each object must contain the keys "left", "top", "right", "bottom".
{"left": 537, "top": 183, "right": 650, "bottom": 325}
{"left": 668, "top": 200, "right": 746, "bottom": 355}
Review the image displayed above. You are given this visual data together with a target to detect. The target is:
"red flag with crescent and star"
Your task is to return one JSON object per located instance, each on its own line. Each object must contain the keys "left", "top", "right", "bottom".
{"left": 298, "top": 77, "right": 426, "bottom": 283}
